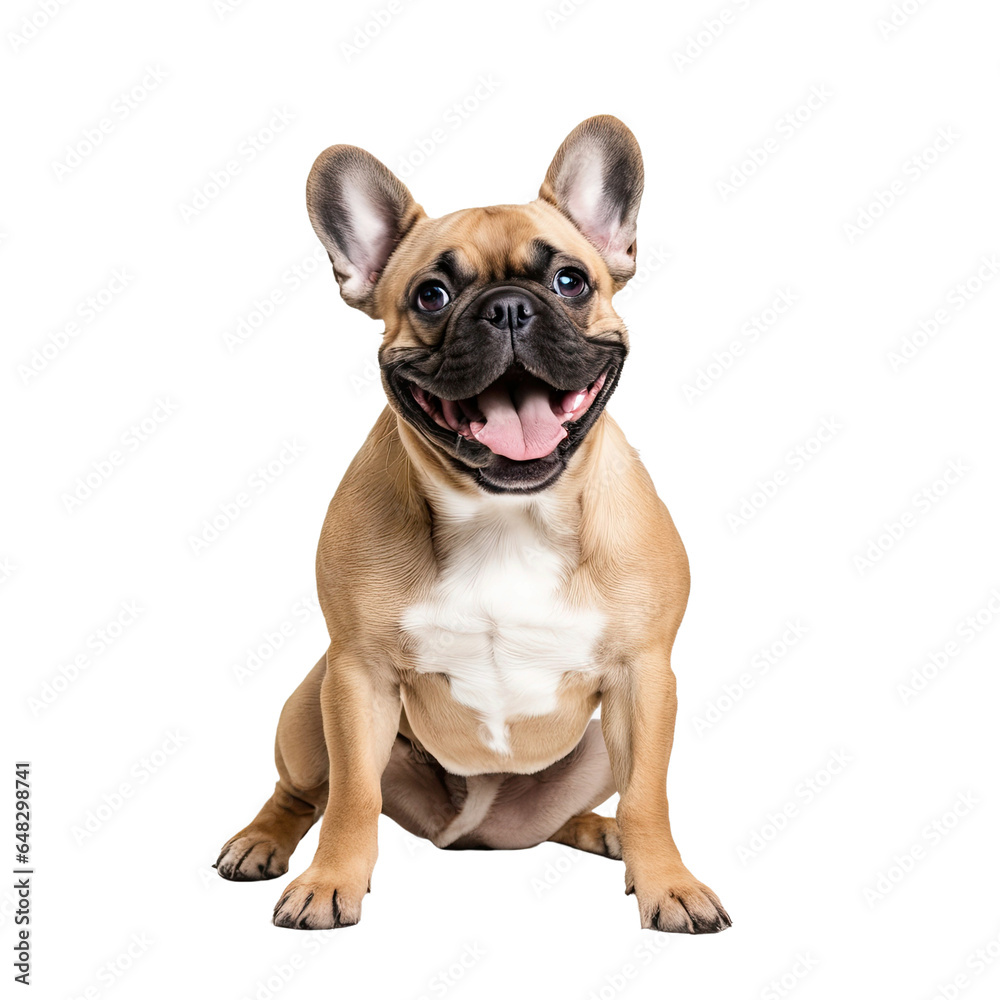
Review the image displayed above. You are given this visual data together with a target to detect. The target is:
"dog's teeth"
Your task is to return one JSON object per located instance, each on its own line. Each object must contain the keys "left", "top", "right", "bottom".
{"left": 565, "top": 391, "right": 587, "bottom": 414}
{"left": 441, "top": 398, "right": 466, "bottom": 433}
{"left": 458, "top": 398, "right": 484, "bottom": 423}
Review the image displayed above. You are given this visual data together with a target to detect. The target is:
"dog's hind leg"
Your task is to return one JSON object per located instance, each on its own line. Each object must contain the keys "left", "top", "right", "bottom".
{"left": 378, "top": 734, "right": 469, "bottom": 844}
{"left": 548, "top": 812, "right": 622, "bottom": 859}
{"left": 378, "top": 720, "right": 622, "bottom": 858}
{"left": 446, "top": 719, "right": 620, "bottom": 854}
{"left": 216, "top": 653, "right": 330, "bottom": 881}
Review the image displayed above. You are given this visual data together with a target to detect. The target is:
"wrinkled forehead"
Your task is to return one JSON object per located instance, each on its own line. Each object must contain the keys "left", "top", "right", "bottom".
{"left": 380, "top": 201, "right": 609, "bottom": 294}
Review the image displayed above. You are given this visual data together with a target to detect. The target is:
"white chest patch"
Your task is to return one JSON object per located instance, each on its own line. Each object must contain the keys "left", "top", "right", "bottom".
{"left": 401, "top": 493, "right": 605, "bottom": 755}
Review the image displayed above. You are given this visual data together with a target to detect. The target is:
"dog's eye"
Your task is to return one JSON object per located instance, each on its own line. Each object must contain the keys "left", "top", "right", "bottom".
{"left": 414, "top": 282, "right": 451, "bottom": 313}
{"left": 553, "top": 268, "right": 588, "bottom": 297}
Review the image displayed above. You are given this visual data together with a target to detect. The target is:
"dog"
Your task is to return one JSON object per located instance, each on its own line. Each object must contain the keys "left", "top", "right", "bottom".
{"left": 215, "top": 115, "right": 731, "bottom": 934}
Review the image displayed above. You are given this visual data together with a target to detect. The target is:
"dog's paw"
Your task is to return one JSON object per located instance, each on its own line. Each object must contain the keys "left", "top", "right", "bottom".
{"left": 629, "top": 869, "right": 732, "bottom": 934}
{"left": 215, "top": 835, "right": 289, "bottom": 881}
{"left": 550, "top": 813, "right": 623, "bottom": 859}
{"left": 272, "top": 869, "right": 368, "bottom": 930}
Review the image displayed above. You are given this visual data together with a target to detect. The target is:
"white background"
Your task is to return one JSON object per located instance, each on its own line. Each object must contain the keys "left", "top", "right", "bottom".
{"left": 3, "top": 0, "right": 1000, "bottom": 997}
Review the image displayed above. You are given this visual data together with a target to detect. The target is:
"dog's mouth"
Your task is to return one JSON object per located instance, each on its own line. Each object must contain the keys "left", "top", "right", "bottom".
{"left": 384, "top": 332, "right": 626, "bottom": 493}
{"left": 406, "top": 366, "right": 608, "bottom": 463}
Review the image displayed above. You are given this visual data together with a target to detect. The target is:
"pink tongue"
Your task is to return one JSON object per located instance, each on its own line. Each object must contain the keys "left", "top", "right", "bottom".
{"left": 473, "top": 378, "right": 567, "bottom": 461}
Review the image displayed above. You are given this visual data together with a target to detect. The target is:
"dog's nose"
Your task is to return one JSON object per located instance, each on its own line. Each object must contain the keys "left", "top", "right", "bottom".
{"left": 479, "top": 289, "right": 534, "bottom": 333}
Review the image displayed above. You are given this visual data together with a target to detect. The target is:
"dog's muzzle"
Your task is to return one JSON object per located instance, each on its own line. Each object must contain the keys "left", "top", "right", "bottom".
{"left": 383, "top": 283, "right": 626, "bottom": 492}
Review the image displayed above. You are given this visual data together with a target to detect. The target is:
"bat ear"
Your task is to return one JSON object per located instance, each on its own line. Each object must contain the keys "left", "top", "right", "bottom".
{"left": 539, "top": 115, "right": 644, "bottom": 285}
{"left": 306, "top": 145, "right": 424, "bottom": 317}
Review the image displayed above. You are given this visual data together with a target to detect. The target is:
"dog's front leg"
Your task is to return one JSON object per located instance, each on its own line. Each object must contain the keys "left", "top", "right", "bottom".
{"left": 272, "top": 650, "right": 401, "bottom": 929}
{"left": 602, "top": 648, "right": 731, "bottom": 934}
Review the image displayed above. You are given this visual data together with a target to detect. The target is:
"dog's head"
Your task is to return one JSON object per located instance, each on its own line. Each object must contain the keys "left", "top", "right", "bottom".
{"left": 306, "top": 115, "right": 644, "bottom": 494}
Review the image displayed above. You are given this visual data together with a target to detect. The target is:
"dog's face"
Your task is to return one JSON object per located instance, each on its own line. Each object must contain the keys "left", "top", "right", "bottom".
{"left": 306, "top": 116, "right": 644, "bottom": 493}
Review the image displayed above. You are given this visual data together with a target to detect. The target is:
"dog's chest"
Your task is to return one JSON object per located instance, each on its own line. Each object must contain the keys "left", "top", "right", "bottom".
{"left": 400, "top": 498, "right": 605, "bottom": 754}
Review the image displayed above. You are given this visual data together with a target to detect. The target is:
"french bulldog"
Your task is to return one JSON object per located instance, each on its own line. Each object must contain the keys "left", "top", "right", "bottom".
{"left": 215, "top": 115, "right": 731, "bottom": 935}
